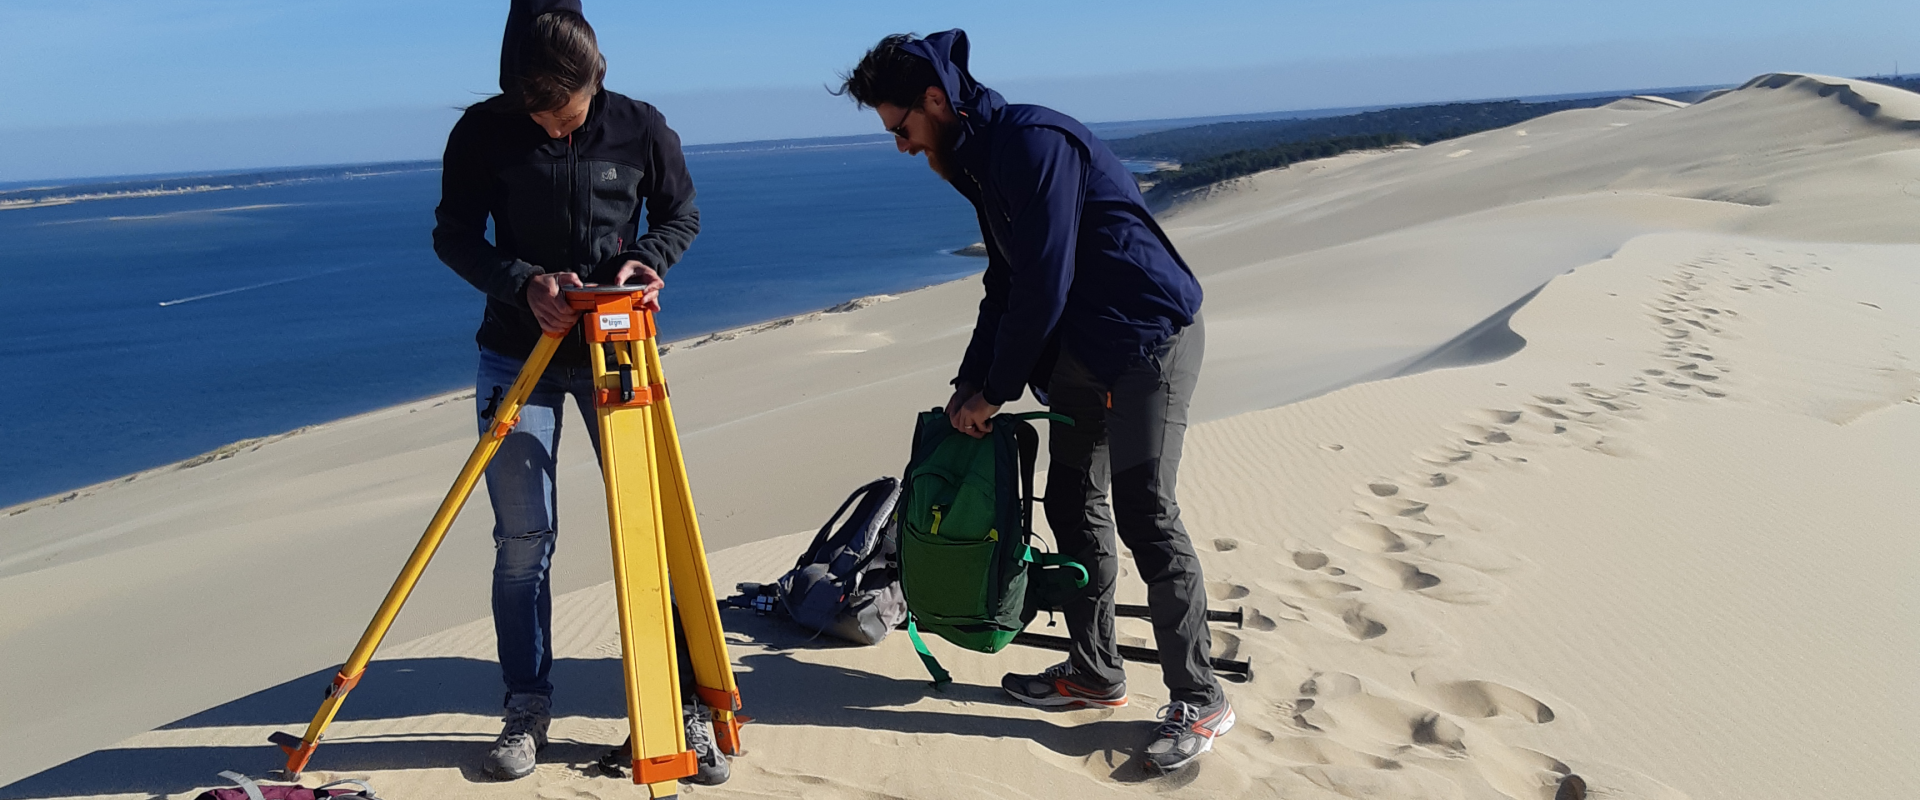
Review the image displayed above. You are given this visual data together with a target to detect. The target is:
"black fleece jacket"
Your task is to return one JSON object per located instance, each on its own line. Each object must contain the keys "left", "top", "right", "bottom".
{"left": 433, "top": 0, "right": 699, "bottom": 365}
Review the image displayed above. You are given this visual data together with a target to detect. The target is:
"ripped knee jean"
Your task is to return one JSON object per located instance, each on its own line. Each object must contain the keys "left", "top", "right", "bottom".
{"left": 477, "top": 347, "right": 601, "bottom": 699}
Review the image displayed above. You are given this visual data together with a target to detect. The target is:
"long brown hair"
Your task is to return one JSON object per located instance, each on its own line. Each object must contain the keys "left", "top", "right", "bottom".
{"left": 511, "top": 11, "right": 606, "bottom": 113}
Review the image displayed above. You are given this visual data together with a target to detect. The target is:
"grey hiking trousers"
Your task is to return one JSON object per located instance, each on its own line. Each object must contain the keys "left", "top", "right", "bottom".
{"left": 1043, "top": 316, "right": 1222, "bottom": 706}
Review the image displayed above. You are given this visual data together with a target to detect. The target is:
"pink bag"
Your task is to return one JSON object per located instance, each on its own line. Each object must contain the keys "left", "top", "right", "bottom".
{"left": 192, "top": 771, "right": 378, "bottom": 800}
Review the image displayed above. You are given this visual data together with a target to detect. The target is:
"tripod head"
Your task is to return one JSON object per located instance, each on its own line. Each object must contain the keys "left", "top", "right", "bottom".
{"left": 565, "top": 285, "right": 657, "bottom": 344}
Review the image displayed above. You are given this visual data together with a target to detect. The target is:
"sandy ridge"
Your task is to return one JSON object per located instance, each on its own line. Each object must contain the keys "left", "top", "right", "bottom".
{"left": 3, "top": 73, "right": 1918, "bottom": 799}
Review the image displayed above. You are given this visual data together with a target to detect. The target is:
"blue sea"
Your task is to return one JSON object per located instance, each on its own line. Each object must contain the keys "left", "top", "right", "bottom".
{"left": 0, "top": 142, "right": 983, "bottom": 507}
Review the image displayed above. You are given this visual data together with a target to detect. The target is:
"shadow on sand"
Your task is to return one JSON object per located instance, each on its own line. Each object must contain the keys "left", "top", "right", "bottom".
{"left": 0, "top": 612, "right": 1173, "bottom": 799}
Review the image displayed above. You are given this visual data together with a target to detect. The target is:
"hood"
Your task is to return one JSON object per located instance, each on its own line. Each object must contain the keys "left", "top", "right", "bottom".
{"left": 900, "top": 29, "right": 1005, "bottom": 153}
{"left": 499, "top": 0, "right": 585, "bottom": 95}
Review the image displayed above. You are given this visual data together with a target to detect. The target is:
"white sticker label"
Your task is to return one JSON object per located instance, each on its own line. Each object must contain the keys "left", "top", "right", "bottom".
{"left": 599, "top": 313, "right": 632, "bottom": 331}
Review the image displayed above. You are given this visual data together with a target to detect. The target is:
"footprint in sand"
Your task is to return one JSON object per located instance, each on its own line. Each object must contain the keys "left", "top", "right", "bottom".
{"left": 1418, "top": 444, "right": 1478, "bottom": 467}
{"left": 1336, "top": 520, "right": 1410, "bottom": 554}
{"left": 1289, "top": 546, "right": 1332, "bottom": 571}
{"left": 1412, "top": 668, "right": 1556, "bottom": 724}
{"left": 1270, "top": 733, "right": 1398, "bottom": 770}
{"left": 1448, "top": 422, "right": 1516, "bottom": 446}
{"left": 1244, "top": 609, "right": 1280, "bottom": 631}
{"left": 1299, "top": 670, "right": 1365, "bottom": 699}
{"left": 1353, "top": 495, "right": 1431, "bottom": 522}
{"left": 1525, "top": 402, "right": 1573, "bottom": 422}
{"left": 1294, "top": 673, "right": 1579, "bottom": 800}
{"left": 1241, "top": 724, "right": 1282, "bottom": 745}
{"left": 1344, "top": 513, "right": 1527, "bottom": 571}
{"left": 1211, "top": 537, "right": 1240, "bottom": 552}
{"left": 1335, "top": 601, "right": 1389, "bottom": 641}
{"left": 1258, "top": 575, "right": 1363, "bottom": 600}
{"left": 1349, "top": 556, "right": 1442, "bottom": 590}
{"left": 1473, "top": 409, "right": 1524, "bottom": 425}
{"left": 1295, "top": 686, "right": 1582, "bottom": 800}
{"left": 1349, "top": 555, "right": 1509, "bottom": 605}
{"left": 1211, "top": 630, "right": 1242, "bottom": 660}
{"left": 1207, "top": 581, "right": 1251, "bottom": 601}
{"left": 1297, "top": 684, "right": 1467, "bottom": 754}
{"left": 1364, "top": 479, "right": 1402, "bottom": 497}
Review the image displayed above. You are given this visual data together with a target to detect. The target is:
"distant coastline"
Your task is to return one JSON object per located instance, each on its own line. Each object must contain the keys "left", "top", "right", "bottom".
{"left": 2, "top": 184, "right": 251, "bottom": 210}
{"left": 0, "top": 161, "right": 440, "bottom": 211}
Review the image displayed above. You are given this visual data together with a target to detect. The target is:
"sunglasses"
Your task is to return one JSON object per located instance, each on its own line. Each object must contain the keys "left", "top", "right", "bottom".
{"left": 885, "top": 104, "right": 921, "bottom": 139}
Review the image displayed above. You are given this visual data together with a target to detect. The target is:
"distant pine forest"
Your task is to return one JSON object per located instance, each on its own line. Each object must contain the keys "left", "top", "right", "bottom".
{"left": 1114, "top": 74, "right": 1920, "bottom": 205}
{"left": 1113, "top": 96, "right": 1634, "bottom": 203}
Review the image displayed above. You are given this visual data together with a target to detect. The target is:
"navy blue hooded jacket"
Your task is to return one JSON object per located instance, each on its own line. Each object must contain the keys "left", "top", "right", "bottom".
{"left": 903, "top": 30, "right": 1203, "bottom": 405}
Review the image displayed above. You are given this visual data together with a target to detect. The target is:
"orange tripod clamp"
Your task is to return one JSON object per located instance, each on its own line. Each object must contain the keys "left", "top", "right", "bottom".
{"left": 568, "top": 286, "right": 658, "bottom": 343}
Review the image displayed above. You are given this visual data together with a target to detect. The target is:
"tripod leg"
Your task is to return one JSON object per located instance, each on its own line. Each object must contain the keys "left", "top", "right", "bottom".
{"left": 274, "top": 332, "right": 567, "bottom": 776}
{"left": 643, "top": 338, "right": 744, "bottom": 755}
{"left": 594, "top": 338, "right": 696, "bottom": 796}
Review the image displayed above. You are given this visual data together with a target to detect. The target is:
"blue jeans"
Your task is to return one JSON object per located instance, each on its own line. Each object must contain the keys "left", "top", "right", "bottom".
{"left": 476, "top": 347, "right": 698, "bottom": 704}
{"left": 476, "top": 347, "right": 602, "bottom": 700}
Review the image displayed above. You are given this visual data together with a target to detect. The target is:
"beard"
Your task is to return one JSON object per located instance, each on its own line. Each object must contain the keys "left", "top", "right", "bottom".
{"left": 926, "top": 147, "right": 958, "bottom": 181}
{"left": 924, "top": 119, "right": 962, "bottom": 182}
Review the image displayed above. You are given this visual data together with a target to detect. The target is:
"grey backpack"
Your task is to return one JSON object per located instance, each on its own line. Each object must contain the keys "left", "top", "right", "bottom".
{"left": 729, "top": 477, "right": 906, "bottom": 645}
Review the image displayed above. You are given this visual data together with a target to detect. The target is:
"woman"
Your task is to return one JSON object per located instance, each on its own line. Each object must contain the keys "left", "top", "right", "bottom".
{"left": 430, "top": 0, "right": 723, "bottom": 784}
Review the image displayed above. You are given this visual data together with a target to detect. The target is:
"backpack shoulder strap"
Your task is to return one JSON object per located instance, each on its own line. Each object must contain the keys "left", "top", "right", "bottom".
{"left": 1012, "top": 420, "right": 1039, "bottom": 536}
{"left": 998, "top": 412, "right": 1070, "bottom": 538}
{"left": 794, "top": 478, "right": 890, "bottom": 571}
{"left": 314, "top": 779, "right": 381, "bottom": 799}
{"left": 215, "top": 772, "right": 266, "bottom": 800}
{"left": 832, "top": 480, "right": 903, "bottom": 586}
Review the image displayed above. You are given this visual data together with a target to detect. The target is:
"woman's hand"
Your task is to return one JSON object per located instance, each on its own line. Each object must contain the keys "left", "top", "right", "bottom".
{"left": 606, "top": 260, "right": 665, "bottom": 311}
{"left": 526, "top": 272, "right": 584, "bottom": 333}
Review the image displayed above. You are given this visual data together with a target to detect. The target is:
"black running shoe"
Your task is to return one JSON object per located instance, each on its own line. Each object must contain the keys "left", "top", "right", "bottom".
{"left": 1142, "top": 698, "right": 1234, "bottom": 773}
{"left": 1001, "top": 662, "right": 1128, "bottom": 709}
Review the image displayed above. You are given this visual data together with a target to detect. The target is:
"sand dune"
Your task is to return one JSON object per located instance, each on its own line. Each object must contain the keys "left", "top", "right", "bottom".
{"left": 2, "top": 74, "right": 1917, "bottom": 799}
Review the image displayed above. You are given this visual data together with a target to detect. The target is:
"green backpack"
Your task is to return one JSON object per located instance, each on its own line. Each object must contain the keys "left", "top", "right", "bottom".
{"left": 896, "top": 408, "right": 1087, "bottom": 685}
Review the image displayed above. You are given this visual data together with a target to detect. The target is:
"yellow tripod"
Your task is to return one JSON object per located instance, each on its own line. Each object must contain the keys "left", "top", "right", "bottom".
{"left": 272, "top": 287, "right": 742, "bottom": 797}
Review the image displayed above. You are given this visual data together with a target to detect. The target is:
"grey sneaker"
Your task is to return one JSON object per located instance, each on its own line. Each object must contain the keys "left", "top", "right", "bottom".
{"left": 593, "top": 704, "right": 730, "bottom": 786}
{"left": 484, "top": 694, "right": 551, "bottom": 780}
{"left": 682, "top": 703, "right": 731, "bottom": 786}
{"left": 1142, "top": 698, "right": 1234, "bottom": 774}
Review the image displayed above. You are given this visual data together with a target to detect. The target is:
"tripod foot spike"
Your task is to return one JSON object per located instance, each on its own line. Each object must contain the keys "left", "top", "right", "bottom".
{"left": 712, "top": 711, "right": 744, "bottom": 756}
{"left": 269, "top": 730, "right": 317, "bottom": 776}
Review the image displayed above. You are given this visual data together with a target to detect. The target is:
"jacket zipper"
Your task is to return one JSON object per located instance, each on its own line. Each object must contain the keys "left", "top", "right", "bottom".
{"left": 968, "top": 170, "right": 1012, "bottom": 255}
{"left": 968, "top": 170, "right": 1011, "bottom": 226}
{"left": 566, "top": 133, "right": 578, "bottom": 271}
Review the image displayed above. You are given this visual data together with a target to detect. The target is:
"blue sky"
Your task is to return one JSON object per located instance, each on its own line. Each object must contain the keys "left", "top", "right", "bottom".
{"left": 2, "top": 0, "right": 1915, "bottom": 181}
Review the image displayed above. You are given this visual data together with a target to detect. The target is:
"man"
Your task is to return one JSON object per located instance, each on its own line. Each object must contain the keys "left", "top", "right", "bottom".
{"left": 836, "top": 31, "right": 1230, "bottom": 773}
{"left": 431, "top": 0, "right": 727, "bottom": 784}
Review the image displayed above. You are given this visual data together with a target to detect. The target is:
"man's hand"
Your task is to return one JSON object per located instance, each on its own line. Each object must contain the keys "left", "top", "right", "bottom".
{"left": 945, "top": 381, "right": 980, "bottom": 419}
{"left": 526, "top": 272, "right": 584, "bottom": 333}
{"left": 950, "top": 391, "right": 1000, "bottom": 439}
{"left": 604, "top": 259, "right": 665, "bottom": 312}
